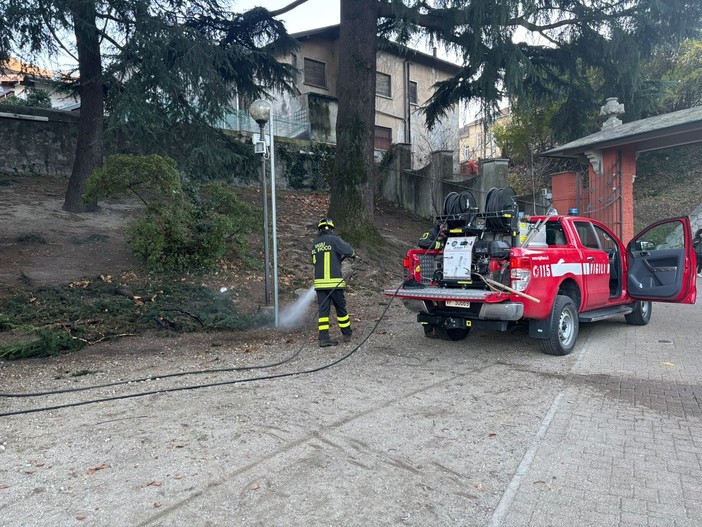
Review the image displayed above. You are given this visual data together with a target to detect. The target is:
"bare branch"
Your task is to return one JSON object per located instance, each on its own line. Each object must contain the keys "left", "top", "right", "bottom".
{"left": 38, "top": 0, "right": 79, "bottom": 63}
{"left": 269, "top": 0, "right": 311, "bottom": 17}
{"left": 376, "top": 1, "right": 445, "bottom": 30}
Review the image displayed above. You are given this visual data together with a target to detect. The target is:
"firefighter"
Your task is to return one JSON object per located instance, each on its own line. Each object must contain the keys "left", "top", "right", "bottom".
{"left": 418, "top": 223, "right": 447, "bottom": 250}
{"left": 694, "top": 227, "right": 702, "bottom": 276}
{"left": 311, "top": 217, "right": 355, "bottom": 347}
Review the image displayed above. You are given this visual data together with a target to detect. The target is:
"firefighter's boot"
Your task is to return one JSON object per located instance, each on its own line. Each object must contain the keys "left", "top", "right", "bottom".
{"left": 318, "top": 316, "right": 337, "bottom": 347}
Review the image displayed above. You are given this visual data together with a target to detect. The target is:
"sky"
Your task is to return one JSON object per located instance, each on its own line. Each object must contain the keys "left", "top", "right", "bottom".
{"left": 233, "top": 0, "right": 341, "bottom": 33}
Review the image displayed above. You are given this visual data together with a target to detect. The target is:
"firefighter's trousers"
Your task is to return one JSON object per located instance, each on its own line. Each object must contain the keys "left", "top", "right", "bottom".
{"left": 316, "top": 289, "right": 351, "bottom": 341}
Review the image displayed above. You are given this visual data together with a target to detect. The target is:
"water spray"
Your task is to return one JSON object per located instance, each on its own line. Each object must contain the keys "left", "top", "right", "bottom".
{"left": 278, "top": 285, "right": 316, "bottom": 328}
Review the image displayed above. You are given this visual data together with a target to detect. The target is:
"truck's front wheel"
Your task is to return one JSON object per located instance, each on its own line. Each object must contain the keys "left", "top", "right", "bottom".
{"left": 540, "top": 295, "right": 579, "bottom": 356}
{"left": 624, "top": 300, "right": 652, "bottom": 326}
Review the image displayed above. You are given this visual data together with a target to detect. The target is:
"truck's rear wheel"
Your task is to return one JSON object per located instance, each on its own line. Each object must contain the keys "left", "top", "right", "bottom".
{"left": 436, "top": 327, "right": 470, "bottom": 341}
{"left": 624, "top": 300, "right": 652, "bottom": 326}
{"left": 540, "top": 295, "right": 579, "bottom": 356}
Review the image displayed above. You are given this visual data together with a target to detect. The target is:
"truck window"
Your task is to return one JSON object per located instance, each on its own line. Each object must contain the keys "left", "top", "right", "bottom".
{"left": 573, "top": 221, "right": 600, "bottom": 249}
{"left": 635, "top": 221, "right": 686, "bottom": 250}
{"left": 593, "top": 225, "right": 617, "bottom": 252}
{"left": 545, "top": 223, "right": 567, "bottom": 246}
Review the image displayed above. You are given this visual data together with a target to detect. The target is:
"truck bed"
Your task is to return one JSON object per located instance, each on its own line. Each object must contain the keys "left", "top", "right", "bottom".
{"left": 384, "top": 287, "right": 507, "bottom": 302}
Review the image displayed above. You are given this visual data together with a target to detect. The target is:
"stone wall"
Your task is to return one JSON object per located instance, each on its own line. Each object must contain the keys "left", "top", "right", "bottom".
{"left": 0, "top": 104, "right": 78, "bottom": 177}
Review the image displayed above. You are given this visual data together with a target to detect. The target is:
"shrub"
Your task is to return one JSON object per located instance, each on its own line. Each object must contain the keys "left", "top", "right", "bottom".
{"left": 85, "top": 154, "right": 262, "bottom": 274}
{"left": 84, "top": 154, "right": 182, "bottom": 205}
{"left": 128, "top": 183, "right": 261, "bottom": 274}
{"left": 2, "top": 88, "right": 52, "bottom": 109}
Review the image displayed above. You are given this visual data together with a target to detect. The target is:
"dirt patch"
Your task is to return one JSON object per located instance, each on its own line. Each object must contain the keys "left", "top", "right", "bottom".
{"left": 0, "top": 175, "right": 139, "bottom": 299}
{"left": 0, "top": 175, "right": 430, "bottom": 342}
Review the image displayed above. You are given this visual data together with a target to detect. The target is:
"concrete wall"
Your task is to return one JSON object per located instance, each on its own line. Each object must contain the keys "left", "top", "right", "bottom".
{"left": 381, "top": 144, "right": 514, "bottom": 220}
{"left": 381, "top": 144, "right": 443, "bottom": 219}
{"left": 307, "top": 93, "right": 338, "bottom": 143}
{"left": 0, "top": 104, "right": 78, "bottom": 177}
{"left": 474, "top": 159, "right": 509, "bottom": 206}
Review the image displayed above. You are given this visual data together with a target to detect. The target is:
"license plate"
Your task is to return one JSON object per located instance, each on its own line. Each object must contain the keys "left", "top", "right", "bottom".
{"left": 446, "top": 300, "right": 471, "bottom": 308}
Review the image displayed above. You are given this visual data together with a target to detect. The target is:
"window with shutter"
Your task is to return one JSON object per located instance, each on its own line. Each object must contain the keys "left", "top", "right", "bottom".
{"left": 409, "top": 81, "right": 418, "bottom": 105}
{"left": 304, "top": 58, "right": 327, "bottom": 88}
{"left": 376, "top": 72, "right": 392, "bottom": 97}
{"left": 374, "top": 126, "right": 392, "bottom": 150}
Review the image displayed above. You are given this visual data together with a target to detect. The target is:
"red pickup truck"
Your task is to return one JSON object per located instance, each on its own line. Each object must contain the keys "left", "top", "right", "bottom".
{"left": 385, "top": 191, "right": 697, "bottom": 356}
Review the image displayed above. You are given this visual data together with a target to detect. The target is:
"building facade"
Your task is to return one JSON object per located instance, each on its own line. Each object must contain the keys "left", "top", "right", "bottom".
{"left": 270, "top": 25, "right": 461, "bottom": 169}
{"left": 458, "top": 107, "right": 510, "bottom": 171}
{"left": 0, "top": 59, "right": 78, "bottom": 110}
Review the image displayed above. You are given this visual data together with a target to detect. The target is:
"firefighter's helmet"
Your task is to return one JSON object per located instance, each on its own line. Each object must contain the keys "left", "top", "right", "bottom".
{"left": 318, "top": 217, "right": 335, "bottom": 230}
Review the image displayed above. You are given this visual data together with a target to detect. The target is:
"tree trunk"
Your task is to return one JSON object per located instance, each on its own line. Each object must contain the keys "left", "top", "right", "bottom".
{"left": 63, "top": 0, "right": 103, "bottom": 213}
{"left": 331, "top": 0, "right": 378, "bottom": 236}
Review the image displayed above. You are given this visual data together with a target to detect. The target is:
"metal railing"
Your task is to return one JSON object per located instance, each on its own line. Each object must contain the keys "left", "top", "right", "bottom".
{"left": 217, "top": 109, "right": 310, "bottom": 139}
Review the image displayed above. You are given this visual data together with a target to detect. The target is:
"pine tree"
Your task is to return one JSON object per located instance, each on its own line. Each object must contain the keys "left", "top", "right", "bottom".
{"left": 0, "top": 1, "right": 298, "bottom": 211}
{"left": 310, "top": 0, "right": 702, "bottom": 232}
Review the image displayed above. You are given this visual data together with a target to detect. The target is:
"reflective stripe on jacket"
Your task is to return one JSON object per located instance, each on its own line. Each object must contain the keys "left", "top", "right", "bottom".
{"left": 311, "top": 231, "right": 354, "bottom": 290}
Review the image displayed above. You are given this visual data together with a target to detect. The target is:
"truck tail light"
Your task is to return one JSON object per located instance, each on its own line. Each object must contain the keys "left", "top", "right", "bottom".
{"left": 510, "top": 256, "right": 531, "bottom": 292}
{"left": 405, "top": 253, "right": 423, "bottom": 282}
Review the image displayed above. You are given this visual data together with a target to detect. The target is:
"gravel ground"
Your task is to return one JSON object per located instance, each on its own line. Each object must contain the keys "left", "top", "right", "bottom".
{"left": 0, "top": 299, "right": 579, "bottom": 527}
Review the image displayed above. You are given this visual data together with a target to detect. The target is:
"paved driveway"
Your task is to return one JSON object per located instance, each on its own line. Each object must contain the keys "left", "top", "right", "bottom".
{"left": 1, "top": 287, "right": 700, "bottom": 526}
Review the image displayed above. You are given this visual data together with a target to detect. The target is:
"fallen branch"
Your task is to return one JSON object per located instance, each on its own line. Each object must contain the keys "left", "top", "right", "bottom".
{"left": 41, "top": 318, "right": 104, "bottom": 329}
{"left": 160, "top": 308, "right": 205, "bottom": 327}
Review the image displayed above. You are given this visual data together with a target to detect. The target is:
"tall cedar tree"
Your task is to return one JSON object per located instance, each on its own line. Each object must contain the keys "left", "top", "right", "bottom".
{"left": 2, "top": 0, "right": 700, "bottom": 224}
{"left": 286, "top": 0, "right": 702, "bottom": 233}
{"left": 0, "top": 0, "right": 298, "bottom": 212}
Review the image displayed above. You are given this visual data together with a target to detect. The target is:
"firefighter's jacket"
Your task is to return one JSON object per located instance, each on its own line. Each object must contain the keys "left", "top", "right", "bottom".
{"left": 418, "top": 225, "right": 447, "bottom": 250}
{"left": 311, "top": 230, "right": 354, "bottom": 290}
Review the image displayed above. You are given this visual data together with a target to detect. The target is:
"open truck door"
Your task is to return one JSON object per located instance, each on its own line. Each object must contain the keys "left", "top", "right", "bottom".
{"left": 626, "top": 217, "right": 697, "bottom": 304}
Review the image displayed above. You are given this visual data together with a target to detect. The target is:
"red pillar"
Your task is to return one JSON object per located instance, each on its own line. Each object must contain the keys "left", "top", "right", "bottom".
{"left": 601, "top": 146, "right": 635, "bottom": 242}
{"left": 620, "top": 145, "right": 636, "bottom": 242}
{"left": 551, "top": 171, "right": 578, "bottom": 215}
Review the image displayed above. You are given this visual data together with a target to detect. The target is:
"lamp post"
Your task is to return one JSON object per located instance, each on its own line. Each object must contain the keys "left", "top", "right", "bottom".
{"left": 249, "top": 99, "right": 272, "bottom": 307}
{"left": 268, "top": 108, "right": 280, "bottom": 328}
{"left": 248, "top": 99, "right": 279, "bottom": 326}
